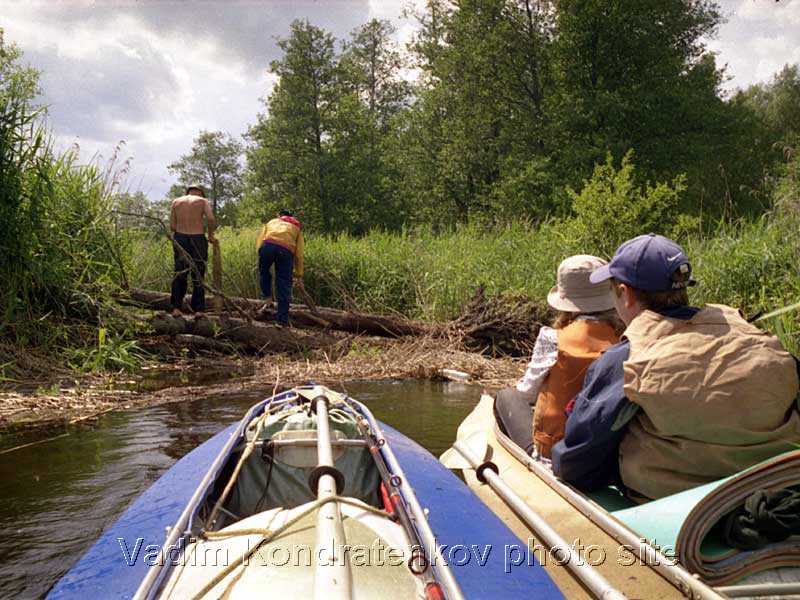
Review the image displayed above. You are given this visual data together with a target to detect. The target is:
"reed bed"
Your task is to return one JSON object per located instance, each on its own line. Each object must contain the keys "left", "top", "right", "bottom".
{"left": 126, "top": 211, "right": 800, "bottom": 355}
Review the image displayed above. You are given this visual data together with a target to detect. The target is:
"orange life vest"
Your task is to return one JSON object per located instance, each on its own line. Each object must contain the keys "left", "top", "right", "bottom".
{"left": 533, "top": 319, "right": 619, "bottom": 457}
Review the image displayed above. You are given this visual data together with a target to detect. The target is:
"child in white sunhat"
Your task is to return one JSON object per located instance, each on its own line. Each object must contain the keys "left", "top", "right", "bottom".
{"left": 493, "top": 255, "right": 621, "bottom": 459}
{"left": 552, "top": 234, "right": 800, "bottom": 500}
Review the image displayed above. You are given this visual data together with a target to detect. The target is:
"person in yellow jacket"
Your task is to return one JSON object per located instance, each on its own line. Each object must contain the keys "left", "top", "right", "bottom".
{"left": 256, "top": 209, "right": 304, "bottom": 326}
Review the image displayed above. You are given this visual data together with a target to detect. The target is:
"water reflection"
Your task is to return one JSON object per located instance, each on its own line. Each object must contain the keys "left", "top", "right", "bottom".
{"left": 0, "top": 380, "right": 479, "bottom": 599}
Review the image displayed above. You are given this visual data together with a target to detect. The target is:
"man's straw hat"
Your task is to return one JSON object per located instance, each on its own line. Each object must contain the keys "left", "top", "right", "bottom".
{"left": 547, "top": 255, "right": 615, "bottom": 313}
{"left": 185, "top": 183, "right": 205, "bottom": 196}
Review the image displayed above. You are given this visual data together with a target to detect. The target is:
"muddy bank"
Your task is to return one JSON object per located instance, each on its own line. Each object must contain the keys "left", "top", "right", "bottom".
{"left": 0, "top": 286, "right": 543, "bottom": 436}
{"left": 0, "top": 336, "right": 522, "bottom": 435}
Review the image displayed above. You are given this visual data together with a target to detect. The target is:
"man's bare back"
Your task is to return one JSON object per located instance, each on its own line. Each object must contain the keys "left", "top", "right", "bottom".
{"left": 170, "top": 194, "right": 216, "bottom": 238}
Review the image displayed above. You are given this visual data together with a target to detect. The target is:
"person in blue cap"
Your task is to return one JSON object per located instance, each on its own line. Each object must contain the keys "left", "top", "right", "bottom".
{"left": 551, "top": 234, "right": 800, "bottom": 501}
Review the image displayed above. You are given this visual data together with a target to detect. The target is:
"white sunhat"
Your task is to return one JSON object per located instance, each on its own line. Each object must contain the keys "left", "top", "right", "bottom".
{"left": 546, "top": 255, "right": 615, "bottom": 313}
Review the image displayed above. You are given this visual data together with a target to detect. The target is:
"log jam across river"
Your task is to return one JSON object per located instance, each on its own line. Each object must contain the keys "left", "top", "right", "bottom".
{"left": 0, "top": 380, "right": 479, "bottom": 599}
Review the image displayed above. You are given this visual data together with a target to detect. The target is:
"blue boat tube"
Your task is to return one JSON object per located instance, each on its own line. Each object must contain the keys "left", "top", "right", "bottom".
{"left": 47, "top": 385, "right": 564, "bottom": 600}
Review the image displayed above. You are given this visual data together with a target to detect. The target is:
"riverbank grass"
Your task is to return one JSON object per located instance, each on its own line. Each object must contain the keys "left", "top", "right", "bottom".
{"left": 126, "top": 210, "right": 800, "bottom": 355}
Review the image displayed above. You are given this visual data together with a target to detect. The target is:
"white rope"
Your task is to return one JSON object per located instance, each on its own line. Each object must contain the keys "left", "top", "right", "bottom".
{"left": 189, "top": 496, "right": 390, "bottom": 600}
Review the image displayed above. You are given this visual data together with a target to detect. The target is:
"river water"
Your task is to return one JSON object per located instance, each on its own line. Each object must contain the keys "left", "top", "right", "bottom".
{"left": 0, "top": 380, "right": 481, "bottom": 599}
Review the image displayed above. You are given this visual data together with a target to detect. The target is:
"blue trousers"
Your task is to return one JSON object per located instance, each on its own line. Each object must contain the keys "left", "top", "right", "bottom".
{"left": 258, "top": 242, "right": 294, "bottom": 325}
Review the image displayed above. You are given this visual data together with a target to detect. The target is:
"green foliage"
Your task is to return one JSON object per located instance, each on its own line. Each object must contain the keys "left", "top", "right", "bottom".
{"left": 739, "top": 64, "right": 800, "bottom": 149}
{"left": 246, "top": 19, "right": 409, "bottom": 233}
{"left": 246, "top": 20, "right": 339, "bottom": 230}
{"left": 0, "top": 130, "right": 125, "bottom": 331}
{"left": 346, "top": 340, "right": 383, "bottom": 360}
{"left": 1, "top": 32, "right": 130, "bottom": 369}
{"left": 392, "top": 0, "right": 558, "bottom": 226}
{"left": 68, "top": 327, "right": 143, "bottom": 373}
{"left": 128, "top": 221, "right": 557, "bottom": 320}
{"left": 127, "top": 208, "right": 800, "bottom": 355}
{"left": 0, "top": 28, "right": 40, "bottom": 107}
{"left": 126, "top": 149, "right": 800, "bottom": 358}
{"left": 564, "top": 151, "right": 693, "bottom": 256}
{"left": 387, "top": 0, "right": 764, "bottom": 225}
{"left": 236, "top": 4, "right": 798, "bottom": 232}
{"left": 112, "top": 191, "right": 169, "bottom": 232}
{"left": 730, "top": 64, "right": 800, "bottom": 210}
{"left": 340, "top": 19, "right": 411, "bottom": 130}
{"left": 774, "top": 147, "right": 800, "bottom": 213}
{"left": 5, "top": 11, "right": 800, "bottom": 378}
{"left": 167, "top": 130, "right": 244, "bottom": 219}
{"left": 548, "top": 0, "right": 725, "bottom": 177}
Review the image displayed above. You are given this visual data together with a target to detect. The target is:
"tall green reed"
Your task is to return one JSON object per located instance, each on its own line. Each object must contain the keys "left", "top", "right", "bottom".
{"left": 1, "top": 89, "right": 133, "bottom": 368}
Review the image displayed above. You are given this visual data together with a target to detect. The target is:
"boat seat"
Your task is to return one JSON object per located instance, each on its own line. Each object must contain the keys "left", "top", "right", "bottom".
{"left": 271, "top": 429, "right": 347, "bottom": 468}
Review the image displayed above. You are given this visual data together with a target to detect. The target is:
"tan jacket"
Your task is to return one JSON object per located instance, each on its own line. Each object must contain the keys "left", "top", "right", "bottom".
{"left": 619, "top": 304, "right": 800, "bottom": 500}
{"left": 533, "top": 319, "right": 619, "bottom": 457}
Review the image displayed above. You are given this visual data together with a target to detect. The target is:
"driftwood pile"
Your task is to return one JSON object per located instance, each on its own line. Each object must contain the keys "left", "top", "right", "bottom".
{"left": 148, "top": 313, "right": 339, "bottom": 354}
{"left": 120, "top": 287, "right": 544, "bottom": 359}
{"left": 447, "top": 286, "right": 547, "bottom": 357}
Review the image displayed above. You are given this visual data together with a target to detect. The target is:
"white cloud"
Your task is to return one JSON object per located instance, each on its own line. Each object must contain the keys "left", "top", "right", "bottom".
{"left": 1, "top": 0, "right": 368, "bottom": 199}
{"left": 706, "top": 0, "right": 800, "bottom": 90}
{"left": 737, "top": 0, "right": 800, "bottom": 25}
{"left": 2, "top": 0, "right": 799, "bottom": 197}
{"left": 367, "top": 0, "right": 425, "bottom": 46}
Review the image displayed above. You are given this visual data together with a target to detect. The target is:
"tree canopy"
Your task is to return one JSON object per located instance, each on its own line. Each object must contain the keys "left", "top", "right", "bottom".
{"left": 176, "top": 3, "right": 800, "bottom": 234}
{"left": 167, "top": 130, "right": 244, "bottom": 217}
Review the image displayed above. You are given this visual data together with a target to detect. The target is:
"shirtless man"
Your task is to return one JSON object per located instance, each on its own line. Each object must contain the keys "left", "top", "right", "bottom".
{"left": 169, "top": 184, "right": 217, "bottom": 316}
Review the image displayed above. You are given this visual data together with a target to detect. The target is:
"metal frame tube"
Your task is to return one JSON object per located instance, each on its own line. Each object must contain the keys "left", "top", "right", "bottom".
{"left": 347, "top": 398, "right": 466, "bottom": 600}
{"left": 716, "top": 582, "right": 800, "bottom": 597}
{"left": 313, "top": 396, "right": 351, "bottom": 600}
{"left": 492, "top": 414, "right": 727, "bottom": 600}
{"left": 268, "top": 438, "right": 366, "bottom": 448}
{"left": 315, "top": 397, "right": 334, "bottom": 468}
{"left": 354, "top": 415, "right": 433, "bottom": 583}
{"left": 452, "top": 440, "right": 628, "bottom": 600}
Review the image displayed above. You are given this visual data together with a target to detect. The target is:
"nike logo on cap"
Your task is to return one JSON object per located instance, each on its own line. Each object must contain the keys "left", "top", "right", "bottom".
{"left": 667, "top": 253, "right": 682, "bottom": 261}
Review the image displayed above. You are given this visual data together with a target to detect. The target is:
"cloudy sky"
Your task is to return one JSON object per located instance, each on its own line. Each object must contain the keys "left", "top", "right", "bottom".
{"left": 1, "top": 0, "right": 798, "bottom": 200}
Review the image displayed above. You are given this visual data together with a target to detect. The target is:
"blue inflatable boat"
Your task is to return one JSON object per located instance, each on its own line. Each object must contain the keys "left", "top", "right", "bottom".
{"left": 47, "top": 385, "right": 564, "bottom": 600}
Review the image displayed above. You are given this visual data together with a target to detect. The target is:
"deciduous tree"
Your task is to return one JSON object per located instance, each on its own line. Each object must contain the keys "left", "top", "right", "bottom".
{"left": 247, "top": 20, "right": 338, "bottom": 230}
{"left": 167, "top": 130, "right": 244, "bottom": 216}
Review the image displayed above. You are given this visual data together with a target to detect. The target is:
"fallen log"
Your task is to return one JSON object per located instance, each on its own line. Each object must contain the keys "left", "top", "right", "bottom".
{"left": 174, "top": 334, "right": 236, "bottom": 354}
{"left": 122, "top": 288, "right": 432, "bottom": 338}
{"left": 148, "top": 314, "right": 338, "bottom": 354}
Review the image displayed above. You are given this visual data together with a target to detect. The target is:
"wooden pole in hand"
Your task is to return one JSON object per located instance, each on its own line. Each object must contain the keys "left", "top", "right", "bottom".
{"left": 294, "top": 280, "right": 330, "bottom": 327}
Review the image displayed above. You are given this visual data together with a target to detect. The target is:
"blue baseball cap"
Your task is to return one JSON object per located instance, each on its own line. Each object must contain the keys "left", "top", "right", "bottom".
{"left": 589, "top": 234, "right": 695, "bottom": 292}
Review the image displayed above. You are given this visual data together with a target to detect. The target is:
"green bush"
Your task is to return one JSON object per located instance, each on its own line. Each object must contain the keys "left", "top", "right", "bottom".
{"left": 0, "top": 117, "right": 124, "bottom": 337}
{"left": 1, "top": 38, "right": 128, "bottom": 363}
{"left": 126, "top": 211, "right": 798, "bottom": 332}
{"left": 68, "top": 327, "right": 143, "bottom": 373}
{"left": 564, "top": 151, "right": 695, "bottom": 257}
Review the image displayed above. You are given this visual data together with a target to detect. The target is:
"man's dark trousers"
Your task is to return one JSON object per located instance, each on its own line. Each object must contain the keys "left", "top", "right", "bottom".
{"left": 258, "top": 241, "right": 294, "bottom": 325}
{"left": 170, "top": 233, "right": 208, "bottom": 312}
